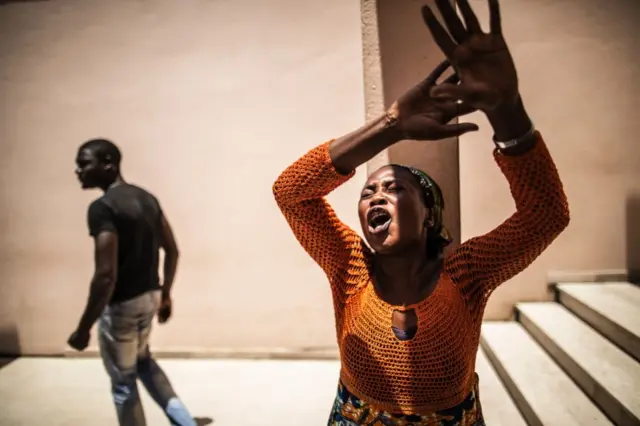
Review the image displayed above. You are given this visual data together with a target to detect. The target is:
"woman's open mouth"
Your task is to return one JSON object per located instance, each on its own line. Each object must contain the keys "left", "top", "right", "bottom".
{"left": 367, "top": 207, "right": 392, "bottom": 234}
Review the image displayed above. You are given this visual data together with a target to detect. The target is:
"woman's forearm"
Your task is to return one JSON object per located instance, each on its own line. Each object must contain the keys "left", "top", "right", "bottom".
{"left": 329, "top": 113, "right": 403, "bottom": 174}
{"left": 486, "top": 97, "right": 536, "bottom": 155}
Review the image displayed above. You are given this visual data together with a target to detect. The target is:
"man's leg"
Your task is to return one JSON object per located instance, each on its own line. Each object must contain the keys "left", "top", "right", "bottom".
{"left": 98, "top": 304, "right": 146, "bottom": 426}
{"left": 136, "top": 291, "right": 196, "bottom": 426}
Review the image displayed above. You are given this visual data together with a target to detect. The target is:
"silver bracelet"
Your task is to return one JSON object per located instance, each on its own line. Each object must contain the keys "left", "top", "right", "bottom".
{"left": 493, "top": 121, "right": 536, "bottom": 150}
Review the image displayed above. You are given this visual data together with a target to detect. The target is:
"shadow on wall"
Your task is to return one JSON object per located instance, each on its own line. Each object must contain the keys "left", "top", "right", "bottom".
{"left": 0, "top": 324, "right": 20, "bottom": 369}
{"left": 626, "top": 195, "right": 640, "bottom": 282}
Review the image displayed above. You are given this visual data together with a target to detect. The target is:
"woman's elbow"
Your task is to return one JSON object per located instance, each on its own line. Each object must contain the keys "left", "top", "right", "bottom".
{"left": 530, "top": 199, "right": 570, "bottom": 241}
{"left": 272, "top": 180, "right": 286, "bottom": 206}
{"left": 272, "top": 175, "right": 295, "bottom": 207}
{"left": 560, "top": 206, "right": 571, "bottom": 229}
{"left": 272, "top": 179, "right": 282, "bottom": 201}
{"left": 551, "top": 199, "right": 571, "bottom": 236}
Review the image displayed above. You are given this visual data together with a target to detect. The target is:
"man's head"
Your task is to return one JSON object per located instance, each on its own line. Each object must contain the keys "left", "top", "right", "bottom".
{"left": 75, "top": 139, "right": 122, "bottom": 190}
{"left": 357, "top": 164, "right": 450, "bottom": 256}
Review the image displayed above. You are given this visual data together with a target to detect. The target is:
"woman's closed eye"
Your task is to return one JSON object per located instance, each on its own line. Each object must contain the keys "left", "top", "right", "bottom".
{"left": 361, "top": 189, "right": 374, "bottom": 199}
{"left": 361, "top": 185, "right": 405, "bottom": 199}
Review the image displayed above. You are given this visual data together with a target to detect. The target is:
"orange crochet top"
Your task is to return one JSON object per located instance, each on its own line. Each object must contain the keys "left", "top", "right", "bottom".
{"left": 273, "top": 132, "right": 569, "bottom": 414}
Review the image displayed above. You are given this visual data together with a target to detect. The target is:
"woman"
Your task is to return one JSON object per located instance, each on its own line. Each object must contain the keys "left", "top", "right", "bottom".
{"left": 273, "top": 0, "right": 569, "bottom": 424}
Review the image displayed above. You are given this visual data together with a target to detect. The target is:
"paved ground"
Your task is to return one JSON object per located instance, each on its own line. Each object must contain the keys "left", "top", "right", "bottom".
{"left": 0, "top": 353, "right": 524, "bottom": 426}
{"left": 0, "top": 357, "right": 341, "bottom": 426}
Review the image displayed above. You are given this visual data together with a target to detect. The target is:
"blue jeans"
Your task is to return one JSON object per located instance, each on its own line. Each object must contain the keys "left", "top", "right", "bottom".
{"left": 99, "top": 290, "right": 195, "bottom": 426}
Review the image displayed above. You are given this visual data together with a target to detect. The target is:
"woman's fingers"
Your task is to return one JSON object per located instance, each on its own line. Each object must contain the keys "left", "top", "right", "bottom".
{"left": 433, "top": 122, "right": 479, "bottom": 138}
{"left": 424, "top": 60, "right": 453, "bottom": 87}
{"left": 418, "top": 59, "right": 460, "bottom": 96}
{"left": 452, "top": 103, "right": 477, "bottom": 117}
{"left": 488, "top": 0, "right": 502, "bottom": 34}
{"left": 434, "top": 0, "right": 468, "bottom": 43}
{"left": 430, "top": 82, "right": 473, "bottom": 102}
{"left": 407, "top": 116, "right": 479, "bottom": 140}
{"left": 455, "top": 0, "right": 483, "bottom": 33}
{"left": 422, "top": 6, "right": 457, "bottom": 58}
{"left": 431, "top": 81, "right": 504, "bottom": 111}
{"left": 433, "top": 100, "right": 477, "bottom": 122}
{"left": 443, "top": 72, "right": 460, "bottom": 85}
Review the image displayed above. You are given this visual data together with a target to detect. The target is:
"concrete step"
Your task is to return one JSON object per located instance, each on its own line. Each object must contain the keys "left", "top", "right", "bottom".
{"left": 481, "top": 322, "right": 612, "bottom": 426}
{"left": 517, "top": 302, "right": 640, "bottom": 426}
{"left": 475, "top": 347, "right": 527, "bottom": 426}
{"left": 556, "top": 282, "right": 640, "bottom": 361}
{"left": 547, "top": 270, "right": 640, "bottom": 284}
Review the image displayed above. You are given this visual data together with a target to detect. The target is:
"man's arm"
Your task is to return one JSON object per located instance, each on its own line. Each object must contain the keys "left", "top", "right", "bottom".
{"left": 159, "top": 213, "right": 179, "bottom": 299}
{"left": 76, "top": 231, "right": 118, "bottom": 334}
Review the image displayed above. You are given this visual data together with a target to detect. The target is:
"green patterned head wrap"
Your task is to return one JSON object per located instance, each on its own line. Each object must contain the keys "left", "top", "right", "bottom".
{"left": 391, "top": 164, "right": 452, "bottom": 257}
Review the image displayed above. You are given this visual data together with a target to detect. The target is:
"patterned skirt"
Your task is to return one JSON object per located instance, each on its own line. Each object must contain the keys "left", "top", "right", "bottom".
{"left": 327, "top": 375, "right": 485, "bottom": 426}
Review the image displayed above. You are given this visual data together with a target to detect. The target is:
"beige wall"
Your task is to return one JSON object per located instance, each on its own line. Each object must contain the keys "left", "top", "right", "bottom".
{"left": 459, "top": 0, "right": 640, "bottom": 318}
{"left": 2, "top": 0, "right": 639, "bottom": 354}
{"left": 0, "top": 0, "right": 366, "bottom": 354}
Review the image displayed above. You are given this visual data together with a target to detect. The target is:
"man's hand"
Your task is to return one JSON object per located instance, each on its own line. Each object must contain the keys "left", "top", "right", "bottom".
{"left": 67, "top": 330, "right": 90, "bottom": 351}
{"left": 158, "top": 295, "right": 172, "bottom": 324}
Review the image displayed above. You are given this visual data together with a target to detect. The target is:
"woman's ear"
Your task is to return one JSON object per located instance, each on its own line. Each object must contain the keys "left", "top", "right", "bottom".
{"left": 424, "top": 208, "right": 434, "bottom": 228}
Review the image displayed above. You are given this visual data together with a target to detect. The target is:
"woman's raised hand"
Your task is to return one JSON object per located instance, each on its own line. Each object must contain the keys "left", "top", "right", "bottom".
{"left": 423, "top": 0, "right": 519, "bottom": 113}
{"left": 387, "top": 60, "right": 479, "bottom": 141}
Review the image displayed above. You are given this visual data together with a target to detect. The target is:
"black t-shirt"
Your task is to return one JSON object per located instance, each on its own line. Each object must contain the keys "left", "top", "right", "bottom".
{"left": 87, "top": 183, "right": 163, "bottom": 303}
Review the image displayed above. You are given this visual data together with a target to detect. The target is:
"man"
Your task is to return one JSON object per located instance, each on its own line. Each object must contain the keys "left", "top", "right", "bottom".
{"left": 68, "top": 138, "right": 196, "bottom": 426}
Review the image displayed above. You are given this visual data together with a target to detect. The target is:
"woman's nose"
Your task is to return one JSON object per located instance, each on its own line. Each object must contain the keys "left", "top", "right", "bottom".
{"left": 369, "top": 193, "right": 387, "bottom": 206}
